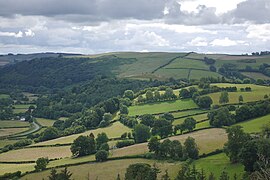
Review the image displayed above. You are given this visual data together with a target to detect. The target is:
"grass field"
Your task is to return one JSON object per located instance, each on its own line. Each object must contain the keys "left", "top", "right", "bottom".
{"left": 235, "top": 114, "right": 270, "bottom": 133}
{"left": 0, "top": 146, "right": 71, "bottom": 162}
{"left": 172, "top": 109, "right": 207, "bottom": 119}
{"left": 165, "top": 58, "right": 208, "bottom": 70}
{"left": 154, "top": 68, "right": 190, "bottom": 79}
{"left": 36, "top": 118, "right": 56, "bottom": 127}
{"left": 32, "top": 122, "right": 132, "bottom": 146}
{"left": 0, "top": 139, "right": 18, "bottom": 148}
{"left": 0, "top": 163, "right": 35, "bottom": 175}
{"left": 0, "top": 120, "right": 30, "bottom": 128}
{"left": 242, "top": 72, "right": 270, "bottom": 80}
{"left": 0, "top": 128, "right": 29, "bottom": 137}
{"left": 129, "top": 99, "right": 198, "bottom": 116}
{"left": 194, "top": 153, "right": 244, "bottom": 179}
{"left": 111, "top": 128, "right": 227, "bottom": 158}
{"left": 186, "top": 53, "right": 228, "bottom": 60}
{"left": 22, "top": 158, "right": 181, "bottom": 180}
{"left": 194, "top": 121, "right": 211, "bottom": 130}
{"left": 0, "top": 94, "right": 10, "bottom": 99}
{"left": 189, "top": 70, "right": 222, "bottom": 80}
{"left": 207, "top": 83, "right": 270, "bottom": 105}
{"left": 173, "top": 113, "right": 208, "bottom": 126}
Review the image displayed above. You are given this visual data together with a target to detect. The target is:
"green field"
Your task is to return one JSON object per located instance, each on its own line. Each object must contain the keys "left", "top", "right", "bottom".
{"left": 0, "top": 120, "right": 30, "bottom": 128}
{"left": 129, "top": 99, "right": 198, "bottom": 116}
{"left": 0, "top": 128, "right": 29, "bottom": 137}
{"left": 173, "top": 113, "right": 209, "bottom": 126}
{"left": 235, "top": 114, "right": 270, "bottom": 133}
{"left": 22, "top": 158, "right": 181, "bottom": 180}
{"left": 36, "top": 118, "right": 56, "bottom": 127}
{"left": 0, "top": 146, "right": 71, "bottom": 162}
{"left": 0, "top": 163, "right": 35, "bottom": 175}
{"left": 172, "top": 109, "right": 207, "bottom": 119}
{"left": 154, "top": 68, "right": 190, "bottom": 79}
{"left": 242, "top": 72, "right": 270, "bottom": 80}
{"left": 0, "top": 94, "right": 10, "bottom": 99}
{"left": 194, "top": 120, "right": 211, "bottom": 130}
{"left": 165, "top": 58, "right": 209, "bottom": 70}
{"left": 207, "top": 83, "right": 270, "bottom": 105}
{"left": 0, "top": 139, "right": 19, "bottom": 148}
{"left": 189, "top": 70, "right": 222, "bottom": 80}
{"left": 195, "top": 153, "right": 244, "bottom": 179}
{"left": 31, "top": 122, "right": 132, "bottom": 146}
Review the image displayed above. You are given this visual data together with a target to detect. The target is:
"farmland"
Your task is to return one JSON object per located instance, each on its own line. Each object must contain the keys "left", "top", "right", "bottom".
{"left": 32, "top": 121, "right": 132, "bottom": 146}
{"left": 36, "top": 118, "right": 56, "bottom": 127}
{"left": 0, "top": 128, "right": 29, "bottom": 137}
{"left": 235, "top": 114, "right": 270, "bottom": 133}
{"left": 172, "top": 113, "right": 208, "bottom": 126}
{"left": 241, "top": 72, "right": 270, "bottom": 80}
{"left": 128, "top": 99, "right": 198, "bottom": 116}
{"left": 0, "top": 120, "right": 30, "bottom": 128}
{"left": 0, "top": 94, "right": 9, "bottom": 99}
{"left": 22, "top": 158, "right": 181, "bottom": 180}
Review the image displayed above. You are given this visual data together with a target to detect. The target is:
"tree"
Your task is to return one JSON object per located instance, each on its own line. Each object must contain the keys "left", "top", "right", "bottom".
{"left": 164, "top": 88, "right": 174, "bottom": 99}
{"left": 239, "top": 95, "right": 243, "bottom": 103}
{"left": 124, "top": 90, "right": 134, "bottom": 100}
{"left": 133, "top": 124, "right": 151, "bottom": 143}
{"left": 99, "top": 143, "right": 109, "bottom": 151}
{"left": 39, "top": 127, "right": 59, "bottom": 141}
{"left": 96, "top": 132, "right": 109, "bottom": 149}
{"left": 58, "top": 167, "right": 73, "bottom": 180}
{"left": 169, "top": 140, "right": 183, "bottom": 160}
{"left": 70, "top": 135, "right": 96, "bottom": 157}
{"left": 219, "top": 91, "right": 229, "bottom": 104}
{"left": 219, "top": 171, "right": 229, "bottom": 180}
{"left": 208, "top": 107, "right": 234, "bottom": 127}
{"left": 161, "top": 113, "right": 174, "bottom": 122}
{"left": 179, "top": 89, "right": 190, "bottom": 99}
{"left": 224, "top": 126, "right": 250, "bottom": 163}
{"left": 120, "top": 105, "right": 129, "bottom": 114}
{"left": 35, "top": 157, "right": 49, "bottom": 172}
{"left": 146, "top": 90, "right": 154, "bottom": 101}
{"left": 95, "top": 150, "right": 108, "bottom": 162}
{"left": 197, "top": 96, "right": 213, "bottom": 108}
{"left": 154, "top": 90, "right": 161, "bottom": 101}
{"left": 183, "top": 117, "right": 196, "bottom": 132}
{"left": 184, "top": 137, "right": 199, "bottom": 159}
{"left": 125, "top": 163, "right": 159, "bottom": 180}
{"left": 239, "top": 140, "right": 258, "bottom": 172}
{"left": 148, "top": 136, "right": 160, "bottom": 154}
{"left": 161, "top": 170, "right": 170, "bottom": 180}
{"left": 137, "top": 95, "right": 144, "bottom": 103}
{"left": 48, "top": 168, "right": 58, "bottom": 180}
{"left": 152, "top": 119, "right": 173, "bottom": 138}
{"left": 140, "top": 114, "right": 155, "bottom": 127}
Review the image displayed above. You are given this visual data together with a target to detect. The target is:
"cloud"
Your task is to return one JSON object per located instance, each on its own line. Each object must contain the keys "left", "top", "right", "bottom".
{"left": 210, "top": 37, "right": 247, "bottom": 47}
{"left": 25, "top": 29, "right": 35, "bottom": 37}
{"left": 0, "top": 31, "right": 23, "bottom": 38}
{"left": 187, "top": 37, "right": 208, "bottom": 46}
{"left": 246, "top": 24, "right": 270, "bottom": 41}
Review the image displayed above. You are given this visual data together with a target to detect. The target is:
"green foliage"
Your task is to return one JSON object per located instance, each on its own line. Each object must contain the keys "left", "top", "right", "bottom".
{"left": 48, "top": 167, "right": 72, "bottom": 180}
{"left": 184, "top": 137, "right": 199, "bottom": 159}
{"left": 219, "top": 91, "right": 229, "bottom": 104}
{"left": 39, "top": 127, "right": 59, "bottom": 142}
{"left": 35, "top": 157, "right": 49, "bottom": 172}
{"left": 124, "top": 90, "right": 134, "bottom": 100}
{"left": 96, "top": 132, "right": 109, "bottom": 149}
{"left": 120, "top": 105, "right": 129, "bottom": 114}
{"left": 197, "top": 96, "right": 213, "bottom": 108}
{"left": 125, "top": 163, "right": 159, "bottom": 180}
{"left": 95, "top": 150, "right": 108, "bottom": 162}
{"left": 208, "top": 107, "right": 235, "bottom": 127}
{"left": 183, "top": 117, "right": 196, "bottom": 132}
{"left": 70, "top": 135, "right": 96, "bottom": 157}
{"left": 152, "top": 119, "right": 173, "bottom": 138}
{"left": 116, "top": 140, "right": 135, "bottom": 148}
{"left": 133, "top": 124, "right": 151, "bottom": 143}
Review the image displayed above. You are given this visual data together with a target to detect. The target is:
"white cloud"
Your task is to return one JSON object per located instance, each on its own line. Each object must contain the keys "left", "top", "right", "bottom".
{"left": 210, "top": 37, "right": 238, "bottom": 46}
{"left": 187, "top": 37, "right": 208, "bottom": 46}
{"left": 25, "top": 29, "right": 35, "bottom": 37}
{"left": 0, "top": 31, "right": 23, "bottom": 38}
{"left": 246, "top": 24, "right": 270, "bottom": 41}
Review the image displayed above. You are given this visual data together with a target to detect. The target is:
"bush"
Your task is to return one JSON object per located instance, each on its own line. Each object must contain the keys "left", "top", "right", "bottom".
{"left": 95, "top": 150, "right": 108, "bottom": 162}
{"left": 116, "top": 140, "right": 135, "bottom": 148}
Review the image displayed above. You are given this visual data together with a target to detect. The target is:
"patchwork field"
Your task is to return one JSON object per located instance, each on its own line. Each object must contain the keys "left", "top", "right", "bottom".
{"left": 172, "top": 109, "right": 207, "bottom": 119}
{"left": 0, "top": 94, "right": 10, "bottom": 99}
{"left": 0, "top": 120, "right": 30, "bottom": 128}
{"left": 173, "top": 113, "right": 208, "bottom": 126}
{"left": 111, "top": 128, "right": 227, "bottom": 157}
{"left": 165, "top": 58, "right": 208, "bottom": 70}
{"left": 0, "top": 128, "right": 29, "bottom": 137}
{"left": 194, "top": 120, "right": 211, "bottom": 130}
{"left": 189, "top": 70, "right": 222, "bottom": 79}
{"left": 0, "top": 163, "right": 35, "bottom": 175}
{"left": 0, "top": 146, "right": 72, "bottom": 162}
{"left": 207, "top": 83, "right": 270, "bottom": 105}
{"left": 129, "top": 99, "right": 198, "bottom": 116}
{"left": 235, "top": 114, "right": 270, "bottom": 133}
{"left": 0, "top": 139, "right": 18, "bottom": 148}
{"left": 155, "top": 68, "right": 190, "bottom": 79}
{"left": 194, "top": 153, "right": 244, "bottom": 179}
{"left": 22, "top": 158, "right": 181, "bottom": 180}
{"left": 36, "top": 118, "right": 56, "bottom": 127}
{"left": 242, "top": 72, "right": 270, "bottom": 80}
{"left": 31, "top": 122, "right": 132, "bottom": 146}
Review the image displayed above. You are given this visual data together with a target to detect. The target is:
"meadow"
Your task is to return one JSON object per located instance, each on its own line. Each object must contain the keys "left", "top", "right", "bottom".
{"left": 36, "top": 118, "right": 56, "bottom": 127}
{"left": 22, "top": 158, "right": 181, "bottom": 180}
{"left": 235, "top": 114, "right": 270, "bottom": 133}
{"left": 171, "top": 109, "right": 207, "bottom": 119}
{"left": 189, "top": 69, "right": 221, "bottom": 79}
{"left": 31, "top": 121, "right": 131, "bottom": 146}
{"left": 165, "top": 58, "right": 209, "bottom": 70}
{"left": 0, "top": 94, "right": 10, "bottom": 99}
{"left": 194, "top": 153, "right": 244, "bottom": 179}
{"left": 207, "top": 83, "right": 270, "bottom": 105}
{"left": 128, "top": 99, "right": 198, "bottom": 116}
{"left": 0, "top": 120, "right": 30, "bottom": 128}
{"left": 0, "top": 163, "right": 35, "bottom": 175}
{"left": 172, "top": 113, "right": 208, "bottom": 126}
{"left": 241, "top": 72, "right": 270, "bottom": 80}
{"left": 0, "top": 128, "right": 29, "bottom": 137}
{"left": 154, "top": 68, "right": 190, "bottom": 79}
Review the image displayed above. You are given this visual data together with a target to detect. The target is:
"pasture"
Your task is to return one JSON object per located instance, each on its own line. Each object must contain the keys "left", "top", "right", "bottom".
{"left": 172, "top": 109, "right": 207, "bottom": 119}
{"left": 0, "top": 139, "right": 18, "bottom": 148}
{"left": 0, "top": 120, "right": 30, "bottom": 128}
{"left": 0, "top": 128, "right": 29, "bottom": 137}
{"left": 189, "top": 70, "right": 221, "bottom": 79}
{"left": 36, "top": 118, "right": 56, "bottom": 127}
{"left": 128, "top": 99, "right": 198, "bottom": 116}
{"left": 0, "top": 94, "right": 9, "bottom": 99}
{"left": 111, "top": 128, "right": 227, "bottom": 157}
{"left": 32, "top": 121, "right": 132, "bottom": 146}
{"left": 0, "top": 146, "right": 71, "bottom": 162}
{"left": 207, "top": 83, "right": 270, "bottom": 105}
{"left": 194, "top": 153, "right": 244, "bottom": 179}
{"left": 22, "top": 158, "right": 181, "bottom": 180}
{"left": 154, "top": 68, "right": 189, "bottom": 79}
{"left": 241, "top": 72, "right": 270, "bottom": 80}
{"left": 165, "top": 58, "right": 209, "bottom": 70}
{"left": 173, "top": 113, "right": 208, "bottom": 126}
{"left": 235, "top": 114, "right": 270, "bottom": 133}
{"left": 0, "top": 163, "right": 35, "bottom": 175}
{"left": 194, "top": 120, "right": 211, "bottom": 130}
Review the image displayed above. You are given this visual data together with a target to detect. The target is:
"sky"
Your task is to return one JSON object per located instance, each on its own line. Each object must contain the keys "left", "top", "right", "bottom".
{"left": 0, "top": 0, "right": 269, "bottom": 54}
